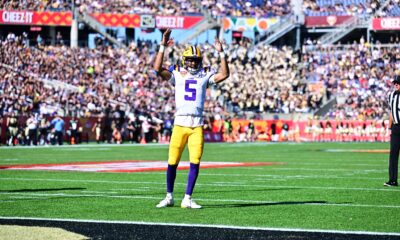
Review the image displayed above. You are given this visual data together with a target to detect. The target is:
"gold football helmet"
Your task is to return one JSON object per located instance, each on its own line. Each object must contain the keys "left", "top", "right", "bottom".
{"left": 182, "top": 45, "right": 202, "bottom": 74}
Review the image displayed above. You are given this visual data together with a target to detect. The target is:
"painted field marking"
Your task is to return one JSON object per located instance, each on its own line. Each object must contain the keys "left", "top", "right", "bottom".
{"left": 290, "top": 162, "right": 386, "bottom": 167}
{"left": 80, "top": 191, "right": 118, "bottom": 194}
{"left": 0, "top": 195, "right": 52, "bottom": 203}
{"left": 324, "top": 149, "right": 389, "bottom": 153}
{"left": 0, "top": 178, "right": 398, "bottom": 192}
{"left": 113, "top": 187, "right": 162, "bottom": 191}
{"left": 58, "top": 148, "right": 111, "bottom": 151}
{"left": 133, "top": 172, "right": 387, "bottom": 181}
{"left": 0, "top": 216, "right": 399, "bottom": 236}
{"left": 0, "top": 161, "right": 280, "bottom": 173}
{"left": 1, "top": 159, "right": 19, "bottom": 162}
{"left": 0, "top": 143, "right": 168, "bottom": 150}
{"left": 112, "top": 189, "right": 150, "bottom": 192}
{"left": 0, "top": 192, "right": 399, "bottom": 209}
{"left": 7, "top": 196, "right": 48, "bottom": 200}
{"left": 199, "top": 173, "right": 386, "bottom": 181}
{"left": 271, "top": 168, "right": 386, "bottom": 172}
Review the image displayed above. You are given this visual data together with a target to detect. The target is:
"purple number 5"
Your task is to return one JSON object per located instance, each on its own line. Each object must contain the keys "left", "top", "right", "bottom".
{"left": 184, "top": 79, "right": 197, "bottom": 101}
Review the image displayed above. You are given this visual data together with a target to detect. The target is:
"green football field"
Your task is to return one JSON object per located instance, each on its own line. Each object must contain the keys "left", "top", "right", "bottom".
{"left": 0, "top": 142, "right": 399, "bottom": 234}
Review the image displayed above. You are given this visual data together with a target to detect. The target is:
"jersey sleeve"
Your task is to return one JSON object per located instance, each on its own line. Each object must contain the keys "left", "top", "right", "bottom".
{"left": 204, "top": 67, "right": 216, "bottom": 86}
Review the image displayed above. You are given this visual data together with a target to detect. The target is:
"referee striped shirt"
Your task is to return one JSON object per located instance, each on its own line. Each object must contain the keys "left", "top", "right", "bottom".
{"left": 388, "top": 91, "right": 400, "bottom": 124}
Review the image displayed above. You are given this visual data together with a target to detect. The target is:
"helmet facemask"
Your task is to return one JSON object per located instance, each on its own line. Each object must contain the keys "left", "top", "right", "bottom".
{"left": 183, "top": 57, "right": 202, "bottom": 74}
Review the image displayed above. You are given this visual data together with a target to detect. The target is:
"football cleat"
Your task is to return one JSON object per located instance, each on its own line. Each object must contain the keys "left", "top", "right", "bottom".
{"left": 156, "top": 197, "right": 174, "bottom": 208}
{"left": 384, "top": 181, "right": 398, "bottom": 187}
{"left": 181, "top": 197, "right": 202, "bottom": 209}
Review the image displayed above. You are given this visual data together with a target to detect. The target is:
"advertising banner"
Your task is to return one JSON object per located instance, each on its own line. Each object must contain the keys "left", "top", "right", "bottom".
{"left": 140, "top": 14, "right": 155, "bottom": 28}
{"left": 222, "top": 17, "right": 279, "bottom": 32}
{"left": 155, "top": 16, "right": 203, "bottom": 29}
{"left": 0, "top": 10, "right": 72, "bottom": 26}
{"left": 0, "top": 10, "right": 143, "bottom": 28}
{"left": 0, "top": 117, "right": 390, "bottom": 144}
{"left": 92, "top": 13, "right": 140, "bottom": 28}
{"left": 372, "top": 17, "right": 400, "bottom": 30}
{"left": 305, "top": 16, "right": 352, "bottom": 27}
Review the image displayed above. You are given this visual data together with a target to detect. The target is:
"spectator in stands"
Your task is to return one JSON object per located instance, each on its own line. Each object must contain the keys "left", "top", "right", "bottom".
{"left": 1, "top": 29, "right": 398, "bottom": 146}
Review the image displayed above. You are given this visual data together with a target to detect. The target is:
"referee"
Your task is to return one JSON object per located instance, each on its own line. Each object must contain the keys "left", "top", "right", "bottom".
{"left": 385, "top": 75, "right": 400, "bottom": 187}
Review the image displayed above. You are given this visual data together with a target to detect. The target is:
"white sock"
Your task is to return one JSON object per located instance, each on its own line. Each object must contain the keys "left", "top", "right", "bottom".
{"left": 184, "top": 194, "right": 191, "bottom": 200}
{"left": 166, "top": 192, "right": 173, "bottom": 199}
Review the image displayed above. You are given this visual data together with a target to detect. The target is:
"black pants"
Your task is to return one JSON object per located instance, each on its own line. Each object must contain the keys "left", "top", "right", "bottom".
{"left": 55, "top": 131, "right": 63, "bottom": 145}
{"left": 71, "top": 130, "right": 78, "bottom": 144}
{"left": 28, "top": 129, "right": 37, "bottom": 145}
{"left": 389, "top": 124, "right": 400, "bottom": 183}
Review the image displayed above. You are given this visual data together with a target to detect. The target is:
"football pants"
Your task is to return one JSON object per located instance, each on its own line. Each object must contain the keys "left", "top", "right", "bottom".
{"left": 168, "top": 125, "right": 204, "bottom": 165}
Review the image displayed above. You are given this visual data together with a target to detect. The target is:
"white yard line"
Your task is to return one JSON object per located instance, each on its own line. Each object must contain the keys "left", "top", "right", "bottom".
{"left": 136, "top": 172, "right": 387, "bottom": 180}
{"left": 1, "top": 159, "right": 19, "bottom": 161}
{"left": 113, "top": 187, "right": 162, "bottom": 191}
{"left": 80, "top": 191, "right": 118, "bottom": 194}
{"left": 270, "top": 168, "right": 385, "bottom": 172}
{"left": 0, "top": 143, "right": 168, "bottom": 149}
{"left": 290, "top": 162, "right": 386, "bottom": 167}
{"left": 0, "top": 192, "right": 399, "bottom": 209}
{"left": 0, "top": 177, "right": 398, "bottom": 192}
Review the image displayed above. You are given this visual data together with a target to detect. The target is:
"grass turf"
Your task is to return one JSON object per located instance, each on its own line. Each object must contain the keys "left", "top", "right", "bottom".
{"left": 0, "top": 142, "right": 399, "bottom": 233}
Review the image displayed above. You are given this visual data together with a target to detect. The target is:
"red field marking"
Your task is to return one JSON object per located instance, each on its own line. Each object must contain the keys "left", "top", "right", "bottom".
{"left": 0, "top": 161, "right": 283, "bottom": 173}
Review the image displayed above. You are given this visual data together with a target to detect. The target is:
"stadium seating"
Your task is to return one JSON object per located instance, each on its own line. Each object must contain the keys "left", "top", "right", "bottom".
{"left": 303, "top": 0, "right": 370, "bottom": 16}
{"left": 0, "top": 0, "right": 291, "bottom": 17}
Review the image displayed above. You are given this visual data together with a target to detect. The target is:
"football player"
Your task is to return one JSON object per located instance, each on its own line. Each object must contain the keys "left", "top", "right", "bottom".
{"left": 154, "top": 28, "right": 229, "bottom": 209}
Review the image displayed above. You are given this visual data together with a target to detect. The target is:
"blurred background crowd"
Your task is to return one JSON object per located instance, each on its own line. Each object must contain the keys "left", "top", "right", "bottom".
{"left": 0, "top": 0, "right": 398, "bottom": 16}
{"left": 0, "top": 0, "right": 399, "bottom": 145}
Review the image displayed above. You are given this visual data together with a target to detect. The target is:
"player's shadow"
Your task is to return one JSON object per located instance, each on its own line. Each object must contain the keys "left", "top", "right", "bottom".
{"left": 205, "top": 200, "right": 328, "bottom": 208}
{"left": 0, "top": 187, "right": 86, "bottom": 193}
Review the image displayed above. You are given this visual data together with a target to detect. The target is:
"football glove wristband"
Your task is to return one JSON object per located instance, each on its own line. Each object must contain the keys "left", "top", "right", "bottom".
{"left": 159, "top": 45, "right": 165, "bottom": 53}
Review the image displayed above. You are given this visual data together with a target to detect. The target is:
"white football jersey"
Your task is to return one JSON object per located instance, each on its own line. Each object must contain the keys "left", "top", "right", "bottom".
{"left": 169, "top": 65, "right": 216, "bottom": 117}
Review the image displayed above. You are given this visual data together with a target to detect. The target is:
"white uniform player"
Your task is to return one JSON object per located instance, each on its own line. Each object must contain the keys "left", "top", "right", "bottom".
{"left": 169, "top": 64, "right": 216, "bottom": 127}
{"left": 153, "top": 28, "right": 230, "bottom": 209}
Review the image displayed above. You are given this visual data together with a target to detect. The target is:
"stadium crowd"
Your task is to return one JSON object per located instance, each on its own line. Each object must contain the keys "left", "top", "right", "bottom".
{"left": 1, "top": 31, "right": 398, "bottom": 145}
{"left": 0, "top": 0, "right": 291, "bottom": 17}
{"left": 302, "top": 38, "right": 400, "bottom": 120}
{"left": 0, "top": 30, "right": 322, "bottom": 145}
{"left": 0, "top": 32, "right": 320, "bottom": 117}
{"left": 2, "top": 0, "right": 400, "bottom": 18}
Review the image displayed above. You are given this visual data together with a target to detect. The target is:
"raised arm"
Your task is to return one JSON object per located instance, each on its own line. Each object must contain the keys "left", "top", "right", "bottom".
{"left": 153, "top": 28, "right": 173, "bottom": 81}
{"left": 213, "top": 38, "right": 230, "bottom": 83}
